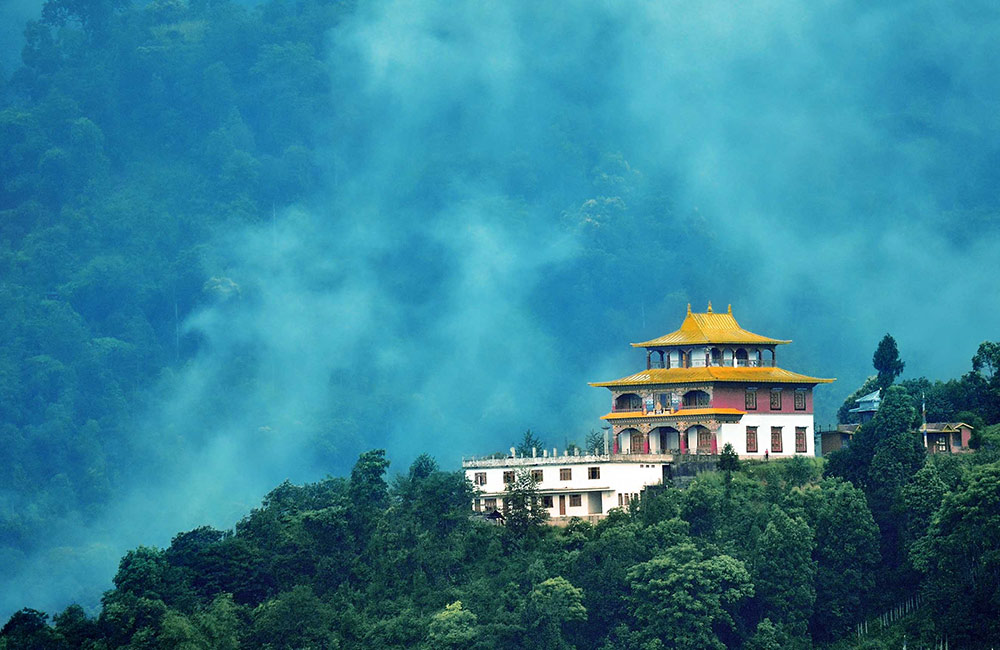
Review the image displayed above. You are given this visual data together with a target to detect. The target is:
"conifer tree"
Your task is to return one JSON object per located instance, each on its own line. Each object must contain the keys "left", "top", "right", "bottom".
{"left": 873, "top": 333, "right": 905, "bottom": 394}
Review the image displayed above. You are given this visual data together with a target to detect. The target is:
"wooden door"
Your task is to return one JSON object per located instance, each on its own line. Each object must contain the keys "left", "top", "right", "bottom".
{"left": 630, "top": 432, "right": 643, "bottom": 453}
{"left": 698, "top": 428, "right": 711, "bottom": 453}
{"left": 559, "top": 495, "right": 566, "bottom": 515}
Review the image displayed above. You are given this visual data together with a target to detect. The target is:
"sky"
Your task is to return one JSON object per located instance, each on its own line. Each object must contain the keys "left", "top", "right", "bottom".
{"left": 3, "top": 0, "right": 1000, "bottom": 620}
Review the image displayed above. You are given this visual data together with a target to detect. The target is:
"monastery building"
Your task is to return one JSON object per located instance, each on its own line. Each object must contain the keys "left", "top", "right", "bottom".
{"left": 463, "top": 303, "right": 834, "bottom": 523}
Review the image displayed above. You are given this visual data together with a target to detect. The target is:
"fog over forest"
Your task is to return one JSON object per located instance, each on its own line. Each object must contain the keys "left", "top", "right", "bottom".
{"left": 1, "top": 0, "right": 999, "bottom": 620}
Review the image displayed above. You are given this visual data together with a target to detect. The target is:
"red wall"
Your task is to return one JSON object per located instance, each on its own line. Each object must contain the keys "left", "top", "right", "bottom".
{"left": 711, "top": 384, "right": 813, "bottom": 413}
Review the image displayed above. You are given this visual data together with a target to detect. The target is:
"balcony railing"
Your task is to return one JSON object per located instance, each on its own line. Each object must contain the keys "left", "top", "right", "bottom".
{"left": 666, "top": 359, "right": 776, "bottom": 368}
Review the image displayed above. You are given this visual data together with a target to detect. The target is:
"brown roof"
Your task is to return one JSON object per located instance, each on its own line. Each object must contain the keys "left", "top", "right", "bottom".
{"left": 923, "top": 422, "right": 974, "bottom": 432}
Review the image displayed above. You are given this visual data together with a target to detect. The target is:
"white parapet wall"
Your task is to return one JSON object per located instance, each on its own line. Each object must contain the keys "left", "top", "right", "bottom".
{"left": 465, "top": 456, "right": 674, "bottom": 521}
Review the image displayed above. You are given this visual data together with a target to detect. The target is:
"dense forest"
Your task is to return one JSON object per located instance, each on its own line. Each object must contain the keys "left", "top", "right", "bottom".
{"left": 1, "top": 0, "right": 731, "bottom": 570}
{"left": 3, "top": 0, "right": 1000, "bottom": 645}
{"left": 0, "top": 0, "right": 351, "bottom": 556}
{"left": 3, "top": 393, "right": 1000, "bottom": 649}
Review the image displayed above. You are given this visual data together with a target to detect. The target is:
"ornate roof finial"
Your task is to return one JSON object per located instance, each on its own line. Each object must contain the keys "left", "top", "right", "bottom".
{"left": 728, "top": 304, "right": 732, "bottom": 315}
{"left": 707, "top": 301, "right": 713, "bottom": 313}
{"left": 687, "top": 303, "right": 691, "bottom": 315}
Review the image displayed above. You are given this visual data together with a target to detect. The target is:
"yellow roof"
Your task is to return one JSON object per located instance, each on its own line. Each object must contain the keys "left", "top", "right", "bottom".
{"left": 601, "top": 407, "right": 746, "bottom": 420}
{"left": 632, "top": 303, "right": 790, "bottom": 348}
{"left": 590, "top": 366, "right": 835, "bottom": 388}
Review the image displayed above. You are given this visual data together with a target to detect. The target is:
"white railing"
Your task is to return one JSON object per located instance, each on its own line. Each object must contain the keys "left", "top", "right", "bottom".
{"left": 462, "top": 452, "right": 690, "bottom": 468}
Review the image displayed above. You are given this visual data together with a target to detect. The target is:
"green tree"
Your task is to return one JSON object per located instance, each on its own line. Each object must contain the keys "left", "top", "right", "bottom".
{"left": 626, "top": 543, "right": 754, "bottom": 650}
{"left": 525, "top": 577, "right": 587, "bottom": 650}
{"left": 516, "top": 429, "right": 545, "bottom": 457}
{"left": 752, "top": 509, "right": 816, "bottom": 635}
{"left": 504, "top": 469, "right": 548, "bottom": 541}
{"left": 745, "top": 618, "right": 787, "bottom": 650}
{"left": 250, "top": 585, "right": 338, "bottom": 650}
{"left": 426, "top": 601, "right": 478, "bottom": 650}
{"left": 0, "top": 609, "right": 62, "bottom": 649}
{"left": 717, "top": 442, "right": 740, "bottom": 473}
{"left": 972, "top": 341, "right": 1000, "bottom": 423}
{"left": 53, "top": 604, "right": 98, "bottom": 648}
{"left": 799, "top": 479, "right": 880, "bottom": 642}
{"left": 899, "top": 461, "right": 947, "bottom": 547}
{"left": 584, "top": 429, "right": 605, "bottom": 455}
{"left": 912, "top": 463, "right": 1000, "bottom": 646}
{"left": 348, "top": 449, "right": 390, "bottom": 545}
{"left": 874, "top": 333, "right": 905, "bottom": 394}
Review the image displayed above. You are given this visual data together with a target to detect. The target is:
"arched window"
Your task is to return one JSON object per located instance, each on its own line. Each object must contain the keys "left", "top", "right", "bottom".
{"left": 615, "top": 393, "right": 642, "bottom": 411}
{"left": 682, "top": 390, "right": 710, "bottom": 408}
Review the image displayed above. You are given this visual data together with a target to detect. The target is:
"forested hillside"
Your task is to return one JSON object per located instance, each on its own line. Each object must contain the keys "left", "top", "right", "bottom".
{"left": 0, "top": 0, "right": 745, "bottom": 589}
{"left": 0, "top": 0, "right": 352, "bottom": 562}
{"left": 3, "top": 428, "right": 999, "bottom": 649}
{"left": 4, "top": 0, "right": 1000, "bottom": 635}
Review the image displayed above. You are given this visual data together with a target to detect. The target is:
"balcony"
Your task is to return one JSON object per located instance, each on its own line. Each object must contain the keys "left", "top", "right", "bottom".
{"left": 734, "top": 359, "right": 774, "bottom": 367}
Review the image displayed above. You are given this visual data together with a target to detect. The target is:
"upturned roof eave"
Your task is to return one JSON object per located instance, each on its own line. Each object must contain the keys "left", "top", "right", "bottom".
{"left": 630, "top": 336, "right": 792, "bottom": 348}
{"left": 589, "top": 368, "right": 836, "bottom": 388}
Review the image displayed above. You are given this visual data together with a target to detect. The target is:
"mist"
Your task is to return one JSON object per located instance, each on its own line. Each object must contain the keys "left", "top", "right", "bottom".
{"left": 3, "top": 0, "right": 1000, "bottom": 619}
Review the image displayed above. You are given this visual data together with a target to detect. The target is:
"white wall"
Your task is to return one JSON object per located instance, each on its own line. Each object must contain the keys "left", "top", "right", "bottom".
{"left": 466, "top": 460, "right": 667, "bottom": 518}
{"left": 719, "top": 413, "right": 815, "bottom": 457}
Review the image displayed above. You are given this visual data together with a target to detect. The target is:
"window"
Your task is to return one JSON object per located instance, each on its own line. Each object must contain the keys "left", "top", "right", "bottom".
{"left": 474, "top": 499, "right": 481, "bottom": 512}
{"left": 794, "top": 390, "right": 806, "bottom": 411}
{"left": 622, "top": 493, "right": 630, "bottom": 505}
{"left": 484, "top": 498, "right": 497, "bottom": 510}
{"left": 531, "top": 470, "right": 544, "bottom": 483}
{"left": 569, "top": 494, "right": 582, "bottom": 507}
{"left": 474, "top": 472, "right": 486, "bottom": 486}
{"left": 795, "top": 427, "right": 807, "bottom": 453}
{"left": 683, "top": 390, "right": 710, "bottom": 408}
{"left": 745, "top": 388, "right": 758, "bottom": 410}
{"left": 746, "top": 426, "right": 758, "bottom": 453}
{"left": 697, "top": 428, "right": 711, "bottom": 452}
{"left": 615, "top": 393, "right": 642, "bottom": 411}
{"left": 503, "top": 471, "right": 515, "bottom": 484}
{"left": 770, "top": 389, "right": 782, "bottom": 410}
{"left": 542, "top": 495, "right": 553, "bottom": 508}
{"left": 560, "top": 468, "right": 572, "bottom": 481}
{"left": 588, "top": 467, "right": 600, "bottom": 480}
{"left": 771, "top": 426, "right": 783, "bottom": 453}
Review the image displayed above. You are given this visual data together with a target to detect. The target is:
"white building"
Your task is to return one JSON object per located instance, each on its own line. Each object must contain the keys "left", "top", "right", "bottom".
{"left": 463, "top": 303, "right": 834, "bottom": 523}
{"left": 463, "top": 451, "right": 671, "bottom": 524}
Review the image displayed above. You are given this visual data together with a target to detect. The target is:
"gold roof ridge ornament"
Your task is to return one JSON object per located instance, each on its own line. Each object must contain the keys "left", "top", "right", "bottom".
{"left": 631, "top": 304, "right": 792, "bottom": 348}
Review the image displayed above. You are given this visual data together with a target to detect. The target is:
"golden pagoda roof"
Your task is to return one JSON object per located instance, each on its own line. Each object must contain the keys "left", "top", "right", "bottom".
{"left": 601, "top": 407, "right": 746, "bottom": 420}
{"left": 590, "top": 366, "right": 835, "bottom": 388}
{"left": 632, "top": 303, "right": 790, "bottom": 348}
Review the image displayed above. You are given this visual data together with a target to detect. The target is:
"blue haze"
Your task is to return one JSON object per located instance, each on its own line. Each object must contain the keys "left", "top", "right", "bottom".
{"left": 3, "top": 0, "right": 1000, "bottom": 619}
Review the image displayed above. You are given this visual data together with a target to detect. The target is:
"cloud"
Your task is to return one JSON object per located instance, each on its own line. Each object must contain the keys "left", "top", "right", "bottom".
{"left": 5, "top": 0, "right": 1000, "bottom": 619}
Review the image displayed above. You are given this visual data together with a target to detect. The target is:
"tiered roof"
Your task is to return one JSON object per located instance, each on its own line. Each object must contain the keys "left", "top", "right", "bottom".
{"left": 601, "top": 407, "right": 746, "bottom": 420}
{"left": 632, "top": 303, "right": 790, "bottom": 348}
{"left": 590, "top": 366, "right": 834, "bottom": 388}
